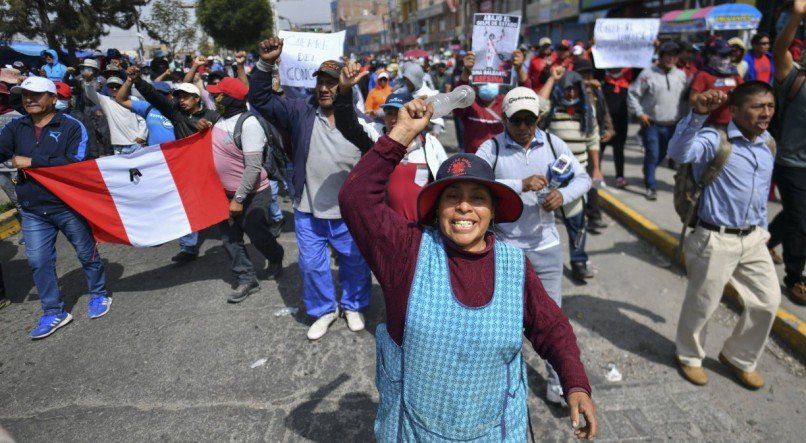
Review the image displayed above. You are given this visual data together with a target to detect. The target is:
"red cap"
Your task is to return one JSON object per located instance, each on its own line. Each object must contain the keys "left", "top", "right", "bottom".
{"left": 206, "top": 77, "right": 248, "bottom": 101}
{"left": 53, "top": 81, "right": 72, "bottom": 99}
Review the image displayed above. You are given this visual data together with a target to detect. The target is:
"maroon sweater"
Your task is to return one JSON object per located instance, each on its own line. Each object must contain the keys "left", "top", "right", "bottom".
{"left": 339, "top": 135, "right": 591, "bottom": 397}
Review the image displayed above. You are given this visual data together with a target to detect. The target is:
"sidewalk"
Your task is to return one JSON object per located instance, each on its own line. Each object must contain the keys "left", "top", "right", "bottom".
{"left": 597, "top": 123, "right": 806, "bottom": 358}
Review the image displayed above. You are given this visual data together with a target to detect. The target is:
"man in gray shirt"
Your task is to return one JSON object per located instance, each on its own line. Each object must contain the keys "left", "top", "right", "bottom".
{"left": 248, "top": 37, "right": 373, "bottom": 340}
{"left": 628, "top": 41, "right": 688, "bottom": 200}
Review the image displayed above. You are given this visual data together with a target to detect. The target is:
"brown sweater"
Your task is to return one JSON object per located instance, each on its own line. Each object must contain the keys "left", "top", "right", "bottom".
{"left": 338, "top": 135, "right": 591, "bottom": 397}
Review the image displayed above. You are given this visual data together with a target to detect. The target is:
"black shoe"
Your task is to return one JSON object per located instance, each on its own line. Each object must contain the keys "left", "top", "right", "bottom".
{"left": 266, "top": 261, "right": 283, "bottom": 281}
{"left": 571, "top": 262, "right": 594, "bottom": 282}
{"left": 645, "top": 188, "right": 657, "bottom": 201}
{"left": 588, "top": 218, "right": 609, "bottom": 230}
{"left": 171, "top": 251, "right": 197, "bottom": 265}
{"left": 228, "top": 281, "right": 259, "bottom": 303}
{"left": 269, "top": 219, "right": 283, "bottom": 238}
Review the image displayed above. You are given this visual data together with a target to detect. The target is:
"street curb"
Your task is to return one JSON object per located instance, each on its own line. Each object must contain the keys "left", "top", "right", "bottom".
{"left": 598, "top": 188, "right": 806, "bottom": 359}
{"left": 0, "top": 209, "right": 20, "bottom": 241}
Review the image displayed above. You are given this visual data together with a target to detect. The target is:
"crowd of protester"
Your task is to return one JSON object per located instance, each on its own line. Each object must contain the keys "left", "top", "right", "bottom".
{"left": 2, "top": 2, "right": 806, "bottom": 439}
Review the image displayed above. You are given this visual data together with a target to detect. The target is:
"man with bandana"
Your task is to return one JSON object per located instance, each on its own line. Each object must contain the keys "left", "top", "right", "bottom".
{"left": 689, "top": 38, "right": 744, "bottom": 128}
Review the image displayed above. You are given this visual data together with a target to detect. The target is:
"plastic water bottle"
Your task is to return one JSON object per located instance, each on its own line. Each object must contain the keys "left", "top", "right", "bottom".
{"left": 425, "top": 85, "right": 476, "bottom": 118}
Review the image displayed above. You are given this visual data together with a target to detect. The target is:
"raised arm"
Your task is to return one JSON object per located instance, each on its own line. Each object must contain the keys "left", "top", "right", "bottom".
{"left": 115, "top": 66, "right": 138, "bottom": 110}
{"left": 539, "top": 65, "right": 565, "bottom": 99}
{"left": 132, "top": 69, "right": 177, "bottom": 120}
{"left": 668, "top": 90, "right": 725, "bottom": 164}
{"left": 334, "top": 63, "right": 377, "bottom": 153}
{"left": 234, "top": 51, "right": 249, "bottom": 86}
{"left": 248, "top": 37, "right": 298, "bottom": 132}
{"left": 774, "top": 0, "right": 806, "bottom": 83}
{"left": 183, "top": 55, "right": 206, "bottom": 84}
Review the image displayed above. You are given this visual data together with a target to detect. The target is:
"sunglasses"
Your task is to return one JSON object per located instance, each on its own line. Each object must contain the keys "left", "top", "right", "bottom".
{"left": 508, "top": 115, "right": 538, "bottom": 127}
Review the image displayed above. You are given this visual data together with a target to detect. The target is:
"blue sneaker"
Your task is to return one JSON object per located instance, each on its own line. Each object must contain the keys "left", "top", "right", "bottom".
{"left": 88, "top": 296, "right": 112, "bottom": 319}
{"left": 30, "top": 312, "right": 72, "bottom": 339}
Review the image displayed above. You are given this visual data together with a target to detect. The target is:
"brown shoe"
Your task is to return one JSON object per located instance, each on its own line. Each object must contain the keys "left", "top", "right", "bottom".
{"left": 677, "top": 358, "right": 708, "bottom": 385}
{"left": 718, "top": 353, "right": 764, "bottom": 390}
{"left": 788, "top": 282, "right": 806, "bottom": 306}
{"left": 769, "top": 248, "right": 783, "bottom": 265}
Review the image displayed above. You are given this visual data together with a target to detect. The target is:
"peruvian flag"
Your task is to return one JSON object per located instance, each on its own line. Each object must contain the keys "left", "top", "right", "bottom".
{"left": 25, "top": 131, "right": 230, "bottom": 246}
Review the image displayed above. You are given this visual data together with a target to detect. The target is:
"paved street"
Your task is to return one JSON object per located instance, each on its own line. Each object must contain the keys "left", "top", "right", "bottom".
{"left": 0, "top": 121, "right": 804, "bottom": 441}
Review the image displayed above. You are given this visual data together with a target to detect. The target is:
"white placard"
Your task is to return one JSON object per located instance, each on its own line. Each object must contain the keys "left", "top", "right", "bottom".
{"left": 591, "top": 19, "right": 660, "bottom": 69}
{"left": 277, "top": 30, "right": 346, "bottom": 88}
{"left": 471, "top": 14, "right": 521, "bottom": 85}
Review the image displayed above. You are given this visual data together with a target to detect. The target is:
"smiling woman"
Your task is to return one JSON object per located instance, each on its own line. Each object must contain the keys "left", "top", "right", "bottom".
{"left": 338, "top": 98, "right": 598, "bottom": 441}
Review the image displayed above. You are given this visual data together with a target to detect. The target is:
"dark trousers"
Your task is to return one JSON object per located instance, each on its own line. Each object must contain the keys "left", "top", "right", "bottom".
{"left": 770, "top": 164, "right": 806, "bottom": 287}
{"left": 218, "top": 188, "right": 284, "bottom": 285}
{"left": 585, "top": 161, "right": 602, "bottom": 222}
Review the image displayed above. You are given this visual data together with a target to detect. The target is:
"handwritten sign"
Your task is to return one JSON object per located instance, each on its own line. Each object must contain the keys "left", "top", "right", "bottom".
{"left": 591, "top": 19, "right": 660, "bottom": 69}
{"left": 471, "top": 14, "right": 521, "bottom": 85}
{"left": 277, "top": 30, "right": 346, "bottom": 88}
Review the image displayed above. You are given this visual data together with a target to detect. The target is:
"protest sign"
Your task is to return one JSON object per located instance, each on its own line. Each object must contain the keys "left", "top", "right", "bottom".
{"left": 277, "top": 30, "right": 346, "bottom": 88}
{"left": 591, "top": 18, "right": 660, "bottom": 68}
{"left": 471, "top": 14, "right": 521, "bottom": 85}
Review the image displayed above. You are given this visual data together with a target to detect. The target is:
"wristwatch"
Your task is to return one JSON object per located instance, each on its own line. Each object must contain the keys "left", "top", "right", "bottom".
{"left": 233, "top": 194, "right": 246, "bottom": 203}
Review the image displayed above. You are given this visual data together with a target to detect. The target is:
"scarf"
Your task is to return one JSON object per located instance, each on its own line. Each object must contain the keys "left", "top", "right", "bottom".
{"left": 605, "top": 75, "right": 630, "bottom": 94}
{"left": 220, "top": 95, "right": 248, "bottom": 119}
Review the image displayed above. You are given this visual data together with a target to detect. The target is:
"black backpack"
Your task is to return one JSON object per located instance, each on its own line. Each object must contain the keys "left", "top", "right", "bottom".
{"left": 232, "top": 111, "right": 288, "bottom": 182}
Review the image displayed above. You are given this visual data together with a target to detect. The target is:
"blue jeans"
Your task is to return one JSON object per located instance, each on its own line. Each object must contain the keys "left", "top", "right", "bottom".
{"left": 269, "top": 180, "right": 283, "bottom": 223}
{"left": 179, "top": 232, "right": 198, "bottom": 255}
{"left": 21, "top": 209, "right": 107, "bottom": 315}
{"left": 639, "top": 124, "right": 675, "bottom": 190}
{"left": 294, "top": 210, "right": 371, "bottom": 318}
{"left": 563, "top": 210, "right": 588, "bottom": 264}
{"left": 113, "top": 144, "right": 141, "bottom": 155}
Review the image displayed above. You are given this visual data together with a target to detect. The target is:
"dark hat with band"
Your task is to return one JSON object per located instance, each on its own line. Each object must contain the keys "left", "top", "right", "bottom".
{"left": 313, "top": 60, "right": 344, "bottom": 79}
{"left": 417, "top": 154, "right": 523, "bottom": 224}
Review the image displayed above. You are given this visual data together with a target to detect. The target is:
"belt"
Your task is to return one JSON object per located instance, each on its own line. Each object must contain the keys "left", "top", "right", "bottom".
{"left": 698, "top": 221, "right": 756, "bottom": 236}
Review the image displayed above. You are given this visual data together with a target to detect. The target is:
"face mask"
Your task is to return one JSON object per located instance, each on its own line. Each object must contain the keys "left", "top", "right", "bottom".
{"left": 55, "top": 99, "right": 69, "bottom": 111}
{"left": 709, "top": 55, "right": 733, "bottom": 74}
{"left": 560, "top": 97, "right": 580, "bottom": 107}
{"left": 478, "top": 84, "right": 499, "bottom": 101}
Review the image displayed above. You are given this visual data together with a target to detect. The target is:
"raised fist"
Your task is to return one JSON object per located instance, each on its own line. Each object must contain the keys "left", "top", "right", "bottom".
{"left": 259, "top": 37, "right": 284, "bottom": 64}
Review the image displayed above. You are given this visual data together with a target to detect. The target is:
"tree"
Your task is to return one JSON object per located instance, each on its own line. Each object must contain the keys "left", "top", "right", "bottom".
{"left": 0, "top": 0, "right": 148, "bottom": 64}
{"left": 196, "top": 0, "right": 272, "bottom": 50}
{"left": 142, "top": 0, "right": 197, "bottom": 56}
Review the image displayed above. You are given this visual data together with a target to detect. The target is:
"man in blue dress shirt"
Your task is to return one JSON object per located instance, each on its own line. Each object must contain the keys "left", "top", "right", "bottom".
{"left": 668, "top": 82, "right": 780, "bottom": 390}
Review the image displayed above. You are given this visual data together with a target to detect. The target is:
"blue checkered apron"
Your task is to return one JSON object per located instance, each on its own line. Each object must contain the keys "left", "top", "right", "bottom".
{"left": 374, "top": 228, "right": 527, "bottom": 442}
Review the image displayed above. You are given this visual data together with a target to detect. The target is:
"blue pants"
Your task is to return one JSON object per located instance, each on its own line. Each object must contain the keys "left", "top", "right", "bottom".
{"left": 563, "top": 210, "right": 588, "bottom": 264}
{"left": 179, "top": 232, "right": 198, "bottom": 255}
{"left": 294, "top": 210, "right": 371, "bottom": 318}
{"left": 112, "top": 144, "right": 141, "bottom": 155}
{"left": 639, "top": 124, "right": 675, "bottom": 190}
{"left": 21, "top": 209, "right": 107, "bottom": 315}
{"left": 269, "top": 180, "right": 283, "bottom": 223}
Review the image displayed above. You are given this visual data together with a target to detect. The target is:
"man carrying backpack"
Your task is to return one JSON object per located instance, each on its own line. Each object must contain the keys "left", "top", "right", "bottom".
{"left": 668, "top": 83, "right": 780, "bottom": 390}
{"left": 771, "top": 0, "right": 806, "bottom": 305}
{"left": 206, "top": 77, "right": 285, "bottom": 303}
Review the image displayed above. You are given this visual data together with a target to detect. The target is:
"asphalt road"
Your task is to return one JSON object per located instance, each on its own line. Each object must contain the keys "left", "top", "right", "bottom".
{"left": 0, "top": 120, "right": 804, "bottom": 441}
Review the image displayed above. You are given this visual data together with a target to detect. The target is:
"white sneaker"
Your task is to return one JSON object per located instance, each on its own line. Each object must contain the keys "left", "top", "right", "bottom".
{"left": 307, "top": 309, "right": 339, "bottom": 341}
{"left": 345, "top": 310, "right": 365, "bottom": 332}
{"left": 546, "top": 384, "right": 568, "bottom": 407}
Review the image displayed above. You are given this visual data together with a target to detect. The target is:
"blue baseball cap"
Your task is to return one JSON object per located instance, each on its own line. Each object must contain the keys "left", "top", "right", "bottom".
{"left": 152, "top": 82, "right": 171, "bottom": 93}
{"left": 707, "top": 38, "right": 732, "bottom": 55}
{"left": 382, "top": 92, "right": 414, "bottom": 109}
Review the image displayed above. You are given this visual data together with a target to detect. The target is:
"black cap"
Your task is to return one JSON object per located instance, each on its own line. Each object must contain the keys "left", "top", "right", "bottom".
{"left": 574, "top": 59, "right": 594, "bottom": 73}
{"left": 659, "top": 41, "right": 680, "bottom": 55}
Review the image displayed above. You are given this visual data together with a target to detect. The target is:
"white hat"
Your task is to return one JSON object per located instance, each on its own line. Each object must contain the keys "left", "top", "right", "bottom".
{"left": 11, "top": 76, "right": 57, "bottom": 95}
{"left": 377, "top": 71, "right": 389, "bottom": 80}
{"left": 105, "top": 76, "right": 124, "bottom": 86}
{"left": 173, "top": 82, "right": 200, "bottom": 96}
{"left": 502, "top": 87, "right": 546, "bottom": 118}
{"left": 79, "top": 59, "right": 99, "bottom": 70}
{"left": 572, "top": 45, "right": 585, "bottom": 56}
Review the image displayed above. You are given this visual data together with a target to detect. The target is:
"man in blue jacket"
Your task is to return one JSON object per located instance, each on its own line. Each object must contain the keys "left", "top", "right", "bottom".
{"left": 38, "top": 49, "right": 68, "bottom": 83}
{"left": 249, "top": 37, "right": 372, "bottom": 340}
{"left": 743, "top": 33, "right": 775, "bottom": 84}
{"left": 0, "top": 77, "right": 111, "bottom": 339}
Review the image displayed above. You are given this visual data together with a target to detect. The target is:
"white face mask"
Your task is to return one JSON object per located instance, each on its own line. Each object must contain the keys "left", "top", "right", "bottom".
{"left": 709, "top": 55, "right": 733, "bottom": 74}
{"left": 55, "top": 99, "right": 69, "bottom": 111}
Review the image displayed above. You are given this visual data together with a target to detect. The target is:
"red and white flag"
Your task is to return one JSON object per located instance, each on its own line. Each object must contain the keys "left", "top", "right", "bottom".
{"left": 26, "top": 131, "right": 230, "bottom": 247}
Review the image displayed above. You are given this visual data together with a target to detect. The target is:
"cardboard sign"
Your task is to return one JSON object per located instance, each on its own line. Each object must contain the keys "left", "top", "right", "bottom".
{"left": 277, "top": 30, "right": 346, "bottom": 88}
{"left": 591, "top": 19, "right": 660, "bottom": 69}
{"left": 471, "top": 14, "right": 521, "bottom": 85}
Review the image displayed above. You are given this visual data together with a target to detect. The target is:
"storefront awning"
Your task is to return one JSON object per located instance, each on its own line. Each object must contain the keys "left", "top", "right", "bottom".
{"left": 660, "top": 4, "right": 761, "bottom": 33}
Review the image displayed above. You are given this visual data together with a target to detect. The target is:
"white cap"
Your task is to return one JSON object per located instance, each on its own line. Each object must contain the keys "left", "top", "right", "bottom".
{"left": 11, "top": 76, "right": 57, "bottom": 95}
{"left": 172, "top": 82, "right": 200, "bottom": 96}
{"left": 502, "top": 87, "right": 547, "bottom": 118}
{"left": 572, "top": 45, "right": 584, "bottom": 56}
{"left": 377, "top": 71, "right": 389, "bottom": 80}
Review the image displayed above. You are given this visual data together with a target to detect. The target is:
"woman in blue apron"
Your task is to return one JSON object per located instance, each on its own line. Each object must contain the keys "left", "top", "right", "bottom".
{"left": 339, "top": 98, "right": 597, "bottom": 442}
